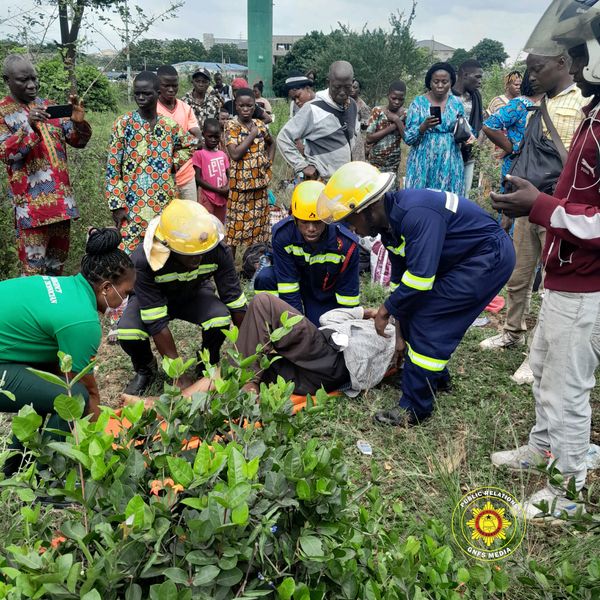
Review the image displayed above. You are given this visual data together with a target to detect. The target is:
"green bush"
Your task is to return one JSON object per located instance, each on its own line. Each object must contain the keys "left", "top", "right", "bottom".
{"left": 36, "top": 57, "right": 118, "bottom": 112}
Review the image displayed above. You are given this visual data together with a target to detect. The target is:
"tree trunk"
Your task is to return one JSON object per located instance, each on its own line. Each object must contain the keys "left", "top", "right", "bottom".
{"left": 57, "top": 0, "right": 86, "bottom": 96}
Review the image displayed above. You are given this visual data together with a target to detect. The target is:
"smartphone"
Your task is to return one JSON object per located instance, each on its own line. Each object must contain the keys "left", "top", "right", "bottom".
{"left": 46, "top": 104, "right": 73, "bottom": 119}
{"left": 429, "top": 106, "right": 442, "bottom": 121}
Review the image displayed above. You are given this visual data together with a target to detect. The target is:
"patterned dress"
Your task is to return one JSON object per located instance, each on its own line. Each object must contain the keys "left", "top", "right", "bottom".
{"left": 366, "top": 106, "right": 403, "bottom": 174}
{"left": 484, "top": 97, "right": 535, "bottom": 191}
{"left": 404, "top": 94, "right": 466, "bottom": 195}
{"left": 0, "top": 95, "right": 92, "bottom": 275}
{"left": 224, "top": 118, "right": 271, "bottom": 248}
{"left": 105, "top": 111, "right": 196, "bottom": 253}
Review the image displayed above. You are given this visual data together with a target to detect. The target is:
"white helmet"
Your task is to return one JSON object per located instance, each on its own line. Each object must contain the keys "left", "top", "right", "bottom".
{"left": 525, "top": 0, "right": 600, "bottom": 83}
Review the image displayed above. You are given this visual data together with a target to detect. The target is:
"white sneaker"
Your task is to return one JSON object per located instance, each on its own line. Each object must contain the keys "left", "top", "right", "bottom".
{"left": 523, "top": 486, "right": 586, "bottom": 523}
{"left": 491, "top": 444, "right": 548, "bottom": 471}
{"left": 511, "top": 358, "right": 534, "bottom": 385}
{"left": 479, "top": 332, "right": 525, "bottom": 350}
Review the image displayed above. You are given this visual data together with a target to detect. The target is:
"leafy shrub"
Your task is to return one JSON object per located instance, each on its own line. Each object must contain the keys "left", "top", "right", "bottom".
{"left": 0, "top": 325, "right": 599, "bottom": 599}
{"left": 36, "top": 57, "right": 118, "bottom": 112}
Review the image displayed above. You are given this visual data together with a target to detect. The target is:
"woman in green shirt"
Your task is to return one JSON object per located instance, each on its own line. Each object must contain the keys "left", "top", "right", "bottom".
{"left": 0, "top": 228, "right": 135, "bottom": 435}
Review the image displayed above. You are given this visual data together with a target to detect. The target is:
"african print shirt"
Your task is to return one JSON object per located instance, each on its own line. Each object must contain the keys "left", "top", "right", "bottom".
{"left": 225, "top": 118, "right": 271, "bottom": 191}
{"left": 105, "top": 110, "right": 196, "bottom": 220}
{"left": 0, "top": 95, "right": 92, "bottom": 229}
{"left": 366, "top": 106, "right": 403, "bottom": 171}
{"left": 484, "top": 96, "right": 535, "bottom": 191}
{"left": 182, "top": 87, "right": 222, "bottom": 129}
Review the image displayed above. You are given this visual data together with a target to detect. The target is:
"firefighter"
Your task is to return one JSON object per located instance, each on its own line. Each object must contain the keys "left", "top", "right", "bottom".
{"left": 118, "top": 199, "right": 247, "bottom": 394}
{"left": 317, "top": 162, "right": 516, "bottom": 425}
{"left": 254, "top": 180, "right": 360, "bottom": 325}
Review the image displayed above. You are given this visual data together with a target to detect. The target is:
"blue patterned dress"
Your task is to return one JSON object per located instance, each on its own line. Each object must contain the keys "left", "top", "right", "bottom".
{"left": 484, "top": 96, "right": 535, "bottom": 191}
{"left": 404, "top": 94, "right": 466, "bottom": 195}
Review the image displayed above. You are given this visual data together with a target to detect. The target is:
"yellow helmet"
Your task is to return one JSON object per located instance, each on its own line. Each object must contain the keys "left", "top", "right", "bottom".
{"left": 291, "top": 180, "right": 325, "bottom": 221}
{"left": 316, "top": 161, "right": 395, "bottom": 223}
{"left": 155, "top": 199, "right": 224, "bottom": 255}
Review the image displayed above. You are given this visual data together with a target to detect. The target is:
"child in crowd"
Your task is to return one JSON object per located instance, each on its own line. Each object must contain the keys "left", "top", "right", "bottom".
{"left": 218, "top": 107, "right": 230, "bottom": 150}
{"left": 192, "top": 118, "right": 230, "bottom": 224}
{"left": 366, "top": 80, "right": 407, "bottom": 182}
{"left": 224, "top": 88, "right": 275, "bottom": 257}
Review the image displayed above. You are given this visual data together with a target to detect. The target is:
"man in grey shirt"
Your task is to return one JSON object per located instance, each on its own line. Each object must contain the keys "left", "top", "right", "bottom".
{"left": 277, "top": 61, "right": 359, "bottom": 181}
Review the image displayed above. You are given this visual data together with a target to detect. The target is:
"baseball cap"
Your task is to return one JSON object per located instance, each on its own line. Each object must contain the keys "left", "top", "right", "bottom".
{"left": 192, "top": 67, "right": 211, "bottom": 80}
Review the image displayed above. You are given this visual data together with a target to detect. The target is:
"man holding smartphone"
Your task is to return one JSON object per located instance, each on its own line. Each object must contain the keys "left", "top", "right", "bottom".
{"left": 0, "top": 54, "right": 92, "bottom": 276}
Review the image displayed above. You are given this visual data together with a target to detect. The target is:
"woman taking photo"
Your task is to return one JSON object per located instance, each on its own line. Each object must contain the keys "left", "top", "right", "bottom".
{"left": 404, "top": 62, "right": 471, "bottom": 195}
{"left": 0, "top": 228, "right": 135, "bottom": 435}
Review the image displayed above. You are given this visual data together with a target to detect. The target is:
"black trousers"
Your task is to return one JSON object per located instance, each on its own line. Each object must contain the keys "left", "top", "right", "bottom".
{"left": 118, "top": 284, "right": 230, "bottom": 370}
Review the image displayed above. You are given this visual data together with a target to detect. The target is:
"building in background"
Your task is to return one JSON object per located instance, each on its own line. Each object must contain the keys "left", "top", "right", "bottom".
{"left": 416, "top": 39, "right": 456, "bottom": 62}
{"left": 203, "top": 32, "right": 302, "bottom": 62}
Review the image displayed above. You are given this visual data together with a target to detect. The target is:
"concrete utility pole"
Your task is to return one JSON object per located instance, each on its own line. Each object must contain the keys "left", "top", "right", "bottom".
{"left": 247, "top": 0, "right": 273, "bottom": 96}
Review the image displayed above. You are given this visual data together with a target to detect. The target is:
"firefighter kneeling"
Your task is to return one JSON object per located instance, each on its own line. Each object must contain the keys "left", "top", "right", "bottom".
{"left": 118, "top": 199, "right": 246, "bottom": 394}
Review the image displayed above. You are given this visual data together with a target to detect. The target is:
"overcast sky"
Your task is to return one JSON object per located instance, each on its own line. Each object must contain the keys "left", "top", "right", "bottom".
{"left": 2, "top": 0, "right": 548, "bottom": 63}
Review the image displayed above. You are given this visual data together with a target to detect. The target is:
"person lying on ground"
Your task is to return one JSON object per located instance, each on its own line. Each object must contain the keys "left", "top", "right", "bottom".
{"left": 117, "top": 199, "right": 246, "bottom": 396}
{"left": 317, "top": 161, "right": 515, "bottom": 426}
{"left": 237, "top": 293, "right": 398, "bottom": 398}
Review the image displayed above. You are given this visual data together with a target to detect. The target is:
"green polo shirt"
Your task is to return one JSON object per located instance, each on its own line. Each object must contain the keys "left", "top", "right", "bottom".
{"left": 0, "top": 274, "right": 102, "bottom": 373}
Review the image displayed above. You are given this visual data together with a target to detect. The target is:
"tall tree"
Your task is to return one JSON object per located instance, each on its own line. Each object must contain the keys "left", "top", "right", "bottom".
{"left": 9, "top": 0, "right": 183, "bottom": 92}
{"left": 272, "top": 5, "right": 426, "bottom": 102}
{"left": 272, "top": 31, "right": 329, "bottom": 96}
{"left": 206, "top": 43, "right": 246, "bottom": 65}
{"left": 469, "top": 38, "right": 508, "bottom": 68}
{"left": 449, "top": 48, "right": 471, "bottom": 69}
{"left": 163, "top": 38, "right": 206, "bottom": 65}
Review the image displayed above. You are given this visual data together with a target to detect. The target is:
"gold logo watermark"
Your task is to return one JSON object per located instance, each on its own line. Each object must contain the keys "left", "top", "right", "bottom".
{"left": 452, "top": 487, "right": 526, "bottom": 561}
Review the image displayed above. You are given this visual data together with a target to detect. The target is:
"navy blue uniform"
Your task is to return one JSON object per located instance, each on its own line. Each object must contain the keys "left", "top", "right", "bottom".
{"left": 254, "top": 216, "right": 360, "bottom": 325}
{"left": 383, "top": 189, "right": 515, "bottom": 420}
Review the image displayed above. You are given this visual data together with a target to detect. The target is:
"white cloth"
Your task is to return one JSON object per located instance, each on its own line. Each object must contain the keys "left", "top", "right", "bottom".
{"left": 319, "top": 307, "right": 395, "bottom": 396}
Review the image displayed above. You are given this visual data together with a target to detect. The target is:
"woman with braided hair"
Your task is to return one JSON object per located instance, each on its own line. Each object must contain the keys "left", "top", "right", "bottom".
{"left": 0, "top": 228, "right": 135, "bottom": 446}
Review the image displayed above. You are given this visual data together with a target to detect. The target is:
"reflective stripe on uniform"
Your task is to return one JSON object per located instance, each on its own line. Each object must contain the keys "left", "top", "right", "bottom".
{"left": 155, "top": 263, "right": 218, "bottom": 283}
{"left": 444, "top": 192, "right": 459, "bottom": 214}
{"left": 336, "top": 293, "right": 360, "bottom": 306}
{"left": 401, "top": 270, "right": 435, "bottom": 291}
{"left": 226, "top": 293, "right": 248, "bottom": 310}
{"left": 284, "top": 244, "right": 344, "bottom": 265}
{"left": 386, "top": 236, "right": 406, "bottom": 257}
{"left": 140, "top": 305, "right": 168, "bottom": 322}
{"left": 201, "top": 315, "right": 232, "bottom": 329}
{"left": 254, "top": 289, "right": 279, "bottom": 296}
{"left": 117, "top": 328, "right": 150, "bottom": 341}
{"left": 390, "top": 281, "right": 400, "bottom": 292}
{"left": 277, "top": 282, "right": 300, "bottom": 294}
{"left": 406, "top": 343, "right": 448, "bottom": 372}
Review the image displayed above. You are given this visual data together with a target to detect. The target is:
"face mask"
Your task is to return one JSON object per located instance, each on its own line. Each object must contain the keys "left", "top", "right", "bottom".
{"left": 104, "top": 284, "right": 128, "bottom": 317}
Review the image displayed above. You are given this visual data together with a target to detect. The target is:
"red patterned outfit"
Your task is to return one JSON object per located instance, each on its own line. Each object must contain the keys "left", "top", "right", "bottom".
{"left": 105, "top": 110, "right": 196, "bottom": 254}
{"left": 0, "top": 95, "right": 92, "bottom": 275}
